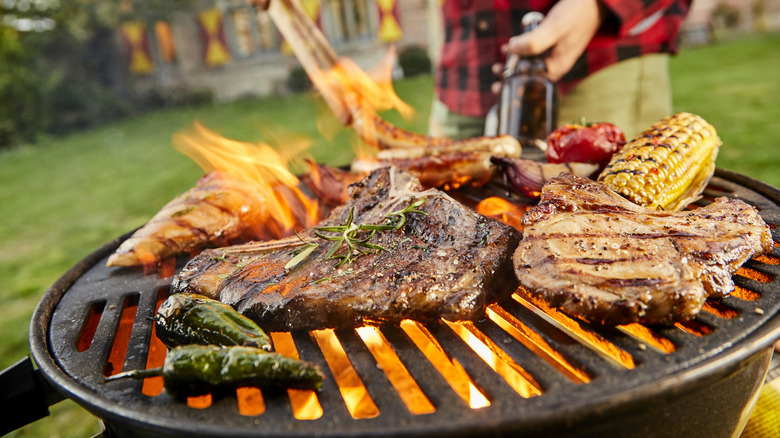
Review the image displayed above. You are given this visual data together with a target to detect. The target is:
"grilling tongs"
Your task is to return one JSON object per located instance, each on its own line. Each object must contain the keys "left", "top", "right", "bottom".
{"left": 264, "top": 0, "right": 355, "bottom": 126}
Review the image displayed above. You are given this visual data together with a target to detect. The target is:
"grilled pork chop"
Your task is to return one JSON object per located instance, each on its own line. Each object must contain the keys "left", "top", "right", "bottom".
{"left": 171, "top": 167, "right": 521, "bottom": 330}
{"left": 515, "top": 174, "right": 773, "bottom": 325}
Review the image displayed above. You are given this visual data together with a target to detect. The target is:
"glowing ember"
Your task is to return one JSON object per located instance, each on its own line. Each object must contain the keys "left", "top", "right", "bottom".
{"left": 311, "top": 329, "right": 379, "bottom": 419}
{"left": 270, "top": 332, "right": 323, "bottom": 420}
{"left": 356, "top": 326, "right": 435, "bottom": 415}
{"left": 400, "top": 320, "right": 490, "bottom": 409}
{"left": 474, "top": 197, "right": 529, "bottom": 232}
{"left": 443, "top": 320, "right": 543, "bottom": 398}
{"left": 513, "top": 289, "right": 637, "bottom": 370}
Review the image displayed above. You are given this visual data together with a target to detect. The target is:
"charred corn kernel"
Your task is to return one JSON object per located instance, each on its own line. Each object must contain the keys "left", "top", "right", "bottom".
{"left": 597, "top": 112, "right": 721, "bottom": 210}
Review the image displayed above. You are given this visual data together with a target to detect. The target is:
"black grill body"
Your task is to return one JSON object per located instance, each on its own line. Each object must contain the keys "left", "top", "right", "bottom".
{"left": 16, "top": 169, "right": 780, "bottom": 438}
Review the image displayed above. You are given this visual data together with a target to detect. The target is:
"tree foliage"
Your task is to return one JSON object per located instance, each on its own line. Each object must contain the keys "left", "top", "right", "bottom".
{"left": 0, "top": 0, "right": 192, "bottom": 148}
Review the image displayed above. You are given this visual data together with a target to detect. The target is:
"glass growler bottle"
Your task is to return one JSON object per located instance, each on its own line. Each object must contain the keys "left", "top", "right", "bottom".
{"left": 497, "top": 12, "right": 558, "bottom": 142}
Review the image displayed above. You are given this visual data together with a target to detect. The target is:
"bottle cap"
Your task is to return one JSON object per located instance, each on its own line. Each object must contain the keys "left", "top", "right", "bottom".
{"left": 521, "top": 12, "right": 544, "bottom": 31}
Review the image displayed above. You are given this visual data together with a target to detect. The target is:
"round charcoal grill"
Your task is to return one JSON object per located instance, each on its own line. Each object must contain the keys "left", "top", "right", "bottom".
{"left": 6, "top": 168, "right": 780, "bottom": 437}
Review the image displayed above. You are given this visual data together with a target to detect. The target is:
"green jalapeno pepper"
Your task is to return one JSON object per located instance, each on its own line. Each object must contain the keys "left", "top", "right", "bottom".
{"left": 106, "top": 345, "right": 324, "bottom": 398}
{"left": 154, "top": 293, "right": 272, "bottom": 351}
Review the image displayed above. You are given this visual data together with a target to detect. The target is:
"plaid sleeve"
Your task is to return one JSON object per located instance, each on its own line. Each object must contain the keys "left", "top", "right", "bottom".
{"left": 599, "top": 0, "right": 688, "bottom": 37}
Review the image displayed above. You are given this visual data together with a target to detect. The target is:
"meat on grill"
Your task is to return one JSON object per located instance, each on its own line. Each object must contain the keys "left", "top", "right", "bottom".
{"left": 350, "top": 132, "right": 523, "bottom": 190}
{"left": 107, "top": 171, "right": 268, "bottom": 267}
{"left": 515, "top": 174, "right": 773, "bottom": 325}
{"left": 171, "top": 166, "right": 522, "bottom": 330}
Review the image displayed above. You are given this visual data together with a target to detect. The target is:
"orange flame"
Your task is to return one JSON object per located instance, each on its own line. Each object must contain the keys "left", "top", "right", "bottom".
{"left": 475, "top": 197, "right": 530, "bottom": 232}
{"left": 315, "top": 48, "right": 414, "bottom": 156}
{"left": 173, "top": 122, "right": 322, "bottom": 240}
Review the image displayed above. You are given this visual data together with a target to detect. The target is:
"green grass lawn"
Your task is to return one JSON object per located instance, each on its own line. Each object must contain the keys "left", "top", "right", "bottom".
{"left": 1, "top": 31, "right": 779, "bottom": 437}
{"left": 669, "top": 32, "right": 780, "bottom": 186}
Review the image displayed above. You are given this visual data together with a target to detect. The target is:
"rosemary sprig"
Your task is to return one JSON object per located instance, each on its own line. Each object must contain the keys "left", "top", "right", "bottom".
{"left": 283, "top": 199, "right": 427, "bottom": 271}
{"left": 313, "top": 198, "right": 427, "bottom": 268}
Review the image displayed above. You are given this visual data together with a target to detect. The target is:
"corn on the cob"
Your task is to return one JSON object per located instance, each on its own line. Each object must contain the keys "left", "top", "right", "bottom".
{"left": 597, "top": 112, "right": 721, "bottom": 211}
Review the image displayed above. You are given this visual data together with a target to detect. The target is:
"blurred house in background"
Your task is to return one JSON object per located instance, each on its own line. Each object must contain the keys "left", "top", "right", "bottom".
{"left": 117, "top": 0, "right": 438, "bottom": 102}
{"left": 1, "top": 0, "right": 779, "bottom": 146}
{"left": 681, "top": 0, "right": 780, "bottom": 44}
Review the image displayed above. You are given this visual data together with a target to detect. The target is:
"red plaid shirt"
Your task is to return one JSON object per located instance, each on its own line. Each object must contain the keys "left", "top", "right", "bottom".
{"left": 435, "top": 0, "right": 691, "bottom": 117}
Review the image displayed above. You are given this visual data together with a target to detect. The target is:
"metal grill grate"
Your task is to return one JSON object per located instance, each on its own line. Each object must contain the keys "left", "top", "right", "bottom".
{"left": 31, "top": 169, "right": 780, "bottom": 438}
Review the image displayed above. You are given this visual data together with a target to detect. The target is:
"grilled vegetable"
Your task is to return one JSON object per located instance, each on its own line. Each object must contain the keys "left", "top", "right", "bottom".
{"left": 491, "top": 156, "right": 599, "bottom": 198}
{"left": 106, "top": 345, "right": 324, "bottom": 398}
{"left": 597, "top": 112, "right": 721, "bottom": 211}
{"left": 154, "top": 293, "right": 272, "bottom": 351}
{"left": 546, "top": 121, "right": 626, "bottom": 169}
{"left": 106, "top": 171, "right": 267, "bottom": 267}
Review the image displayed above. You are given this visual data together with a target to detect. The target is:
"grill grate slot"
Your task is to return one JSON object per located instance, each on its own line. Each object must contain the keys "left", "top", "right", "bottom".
{"left": 732, "top": 284, "right": 762, "bottom": 301}
{"left": 269, "top": 331, "right": 323, "bottom": 420}
{"left": 141, "top": 288, "right": 168, "bottom": 396}
{"left": 74, "top": 292, "right": 143, "bottom": 381}
{"left": 103, "top": 293, "right": 140, "bottom": 377}
{"left": 236, "top": 387, "right": 265, "bottom": 416}
{"left": 311, "top": 329, "right": 379, "bottom": 419}
{"left": 511, "top": 291, "right": 637, "bottom": 370}
{"left": 702, "top": 300, "right": 740, "bottom": 319}
{"left": 399, "top": 320, "right": 491, "bottom": 409}
{"left": 331, "top": 327, "right": 416, "bottom": 418}
{"left": 486, "top": 304, "right": 592, "bottom": 384}
{"left": 674, "top": 319, "right": 714, "bottom": 337}
{"left": 186, "top": 393, "right": 212, "bottom": 409}
{"left": 617, "top": 323, "right": 676, "bottom": 354}
{"left": 356, "top": 326, "right": 436, "bottom": 415}
{"left": 737, "top": 266, "right": 775, "bottom": 283}
{"left": 444, "top": 319, "right": 543, "bottom": 398}
{"left": 754, "top": 253, "right": 780, "bottom": 265}
{"left": 76, "top": 300, "right": 105, "bottom": 353}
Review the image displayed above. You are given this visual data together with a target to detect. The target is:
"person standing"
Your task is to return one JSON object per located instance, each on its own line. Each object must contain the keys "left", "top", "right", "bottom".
{"left": 429, "top": 0, "right": 691, "bottom": 140}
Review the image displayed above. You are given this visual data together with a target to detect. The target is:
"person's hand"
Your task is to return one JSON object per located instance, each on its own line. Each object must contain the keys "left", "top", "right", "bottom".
{"left": 491, "top": 0, "right": 606, "bottom": 94}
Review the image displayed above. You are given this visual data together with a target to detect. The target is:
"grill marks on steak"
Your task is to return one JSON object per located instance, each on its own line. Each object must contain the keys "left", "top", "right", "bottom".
{"left": 515, "top": 174, "right": 773, "bottom": 326}
{"left": 172, "top": 167, "right": 521, "bottom": 330}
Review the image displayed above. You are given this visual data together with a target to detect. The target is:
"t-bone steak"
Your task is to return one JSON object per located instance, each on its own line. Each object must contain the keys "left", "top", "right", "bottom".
{"left": 171, "top": 166, "right": 521, "bottom": 330}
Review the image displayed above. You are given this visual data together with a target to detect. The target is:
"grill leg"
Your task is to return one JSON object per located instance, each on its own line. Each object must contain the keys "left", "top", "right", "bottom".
{"left": 0, "top": 355, "right": 65, "bottom": 435}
